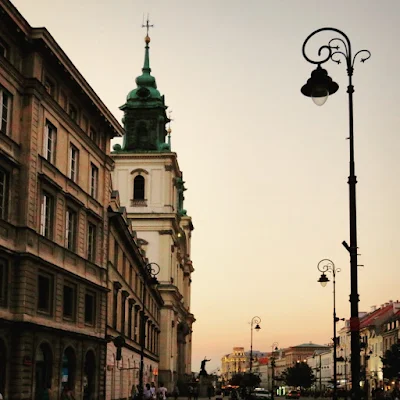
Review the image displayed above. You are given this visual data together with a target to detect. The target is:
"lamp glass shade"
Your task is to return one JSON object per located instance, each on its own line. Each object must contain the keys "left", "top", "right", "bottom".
{"left": 318, "top": 273, "right": 329, "bottom": 287}
{"left": 255, "top": 324, "right": 261, "bottom": 331}
{"left": 311, "top": 86, "right": 329, "bottom": 106}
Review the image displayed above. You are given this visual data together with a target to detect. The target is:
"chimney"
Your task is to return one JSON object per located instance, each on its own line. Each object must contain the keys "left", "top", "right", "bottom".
{"left": 393, "top": 302, "right": 400, "bottom": 311}
{"left": 371, "top": 305, "right": 377, "bottom": 312}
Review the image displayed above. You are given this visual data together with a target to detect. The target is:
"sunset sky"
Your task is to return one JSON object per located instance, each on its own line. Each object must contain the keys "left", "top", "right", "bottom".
{"left": 13, "top": 0, "right": 400, "bottom": 374}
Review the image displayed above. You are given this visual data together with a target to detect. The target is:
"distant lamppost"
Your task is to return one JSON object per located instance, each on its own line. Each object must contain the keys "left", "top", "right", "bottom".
{"left": 270, "top": 342, "right": 279, "bottom": 400}
{"left": 138, "top": 262, "right": 160, "bottom": 400}
{"left": 301, "top": 28, "right": 371, "bottom": 400}
{"left": 249, "top": 316, "right": 261, "bottom": 373}
{"left": 317, "top": 259, "right": 344, "bottom": 400}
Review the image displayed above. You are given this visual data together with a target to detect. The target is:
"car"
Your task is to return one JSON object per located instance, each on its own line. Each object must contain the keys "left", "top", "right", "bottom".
{"left": 285, "top": 391, "right": 300, "bottom": 399}
{"left": 251, "top": 389, "right": 272, "bottom": 399}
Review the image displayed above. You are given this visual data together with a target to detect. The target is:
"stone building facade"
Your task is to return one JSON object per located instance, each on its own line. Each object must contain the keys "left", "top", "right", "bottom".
{"left": 106, "top": 192, "right": 163, "bottom": 400}
{"left": 111, "top": 31, "right": 195, "bottom": 390}
{"left": 0, "top": 1, "right": 122, "bottom": 399}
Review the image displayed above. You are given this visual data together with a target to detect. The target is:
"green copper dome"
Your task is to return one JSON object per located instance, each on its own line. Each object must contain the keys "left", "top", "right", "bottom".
{"left": 126, "top": 35, "right": 162, "bottom": 103}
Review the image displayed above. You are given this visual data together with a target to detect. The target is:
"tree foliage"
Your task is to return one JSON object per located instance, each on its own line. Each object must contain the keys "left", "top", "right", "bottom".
{"left": 281, "top": 362, "right": 315, "bottom": 389}
{"left": 229, "top": 373, "right": 261, "bottom": 388}
{"left": 381, "top": 343, "right": 400, "bottom": 380}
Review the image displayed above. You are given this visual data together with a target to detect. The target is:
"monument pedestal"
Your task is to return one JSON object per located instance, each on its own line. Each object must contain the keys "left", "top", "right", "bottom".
{"left": 199, "top": 374, "right": 213, "bottom": 397}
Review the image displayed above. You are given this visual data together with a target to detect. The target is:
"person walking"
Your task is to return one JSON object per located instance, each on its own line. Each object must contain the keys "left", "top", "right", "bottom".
{"left": 157, "top": 383, "right": 167, "bottom": 400}
{"left": 173, "top": 385, "right": 179, "bottom": 400}
{"left": 144, "top": 384, "right": 153, "bottom": 400}
{"left": 150, "top": 383, "right": 157, "bottom": 400}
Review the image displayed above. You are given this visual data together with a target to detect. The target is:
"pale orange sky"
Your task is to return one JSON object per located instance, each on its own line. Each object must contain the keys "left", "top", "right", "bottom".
{"left": 12, "top": 0, "right": 400, "bottom": 374}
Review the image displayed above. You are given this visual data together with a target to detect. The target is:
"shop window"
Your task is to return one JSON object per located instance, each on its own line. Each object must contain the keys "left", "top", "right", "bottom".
{"left": 61, "top": 347, "right": 76, "bottom": 390}
{"left": 35, "top": 343, "right": 53, "bottom": 400}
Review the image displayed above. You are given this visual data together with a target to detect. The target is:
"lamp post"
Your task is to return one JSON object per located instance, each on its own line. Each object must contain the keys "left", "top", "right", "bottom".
{"left": 270, "top": 342, "right": 278, "bottom": 400}
{"left": 317, "top": 259, "right": 343, "bottom": 400}
{"left": 301, "top": 28, "right": 371, "bottom": 400}
{"left": 138, "top": 262, "right": 160, "bottom": 400}
{"left": 249, "top": 316, "right": 261, "bottom": 373}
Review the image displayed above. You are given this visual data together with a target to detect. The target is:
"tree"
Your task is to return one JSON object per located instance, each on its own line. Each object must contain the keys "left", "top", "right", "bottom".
{"left": 281, "top": 362, "right": 315, "bottom": 389}
{"left": 229, "top": 373, "right": 261, "bottom": 388}
{"left": 381, "top": 342, "right": 400, "bottom": 381}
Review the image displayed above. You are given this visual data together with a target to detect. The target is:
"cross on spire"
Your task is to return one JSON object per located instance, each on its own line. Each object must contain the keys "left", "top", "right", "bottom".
{"left": 142, "top": 14, "right": 154, "bottom": 37}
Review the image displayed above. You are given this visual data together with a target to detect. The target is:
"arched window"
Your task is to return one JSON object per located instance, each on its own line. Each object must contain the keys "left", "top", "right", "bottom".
{"left": 133, "top": 175, "right": 145, "bottom": 200}
{"left": 35, "top": 342, "right": 53, "bottom": 400}
{"left": 83, "top": 350, "right": 96, "bottom": 400}
{"left": 0, "top": 338, "right": 6, "bottom": 397}
{"left": 61, "top": 347, "right": 76, "bottom": 390}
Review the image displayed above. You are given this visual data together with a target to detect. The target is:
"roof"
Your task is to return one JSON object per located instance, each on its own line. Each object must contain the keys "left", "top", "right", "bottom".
{"left": 360, "top": 303, "right": 393, "bottom": 329}
{"left": 291, "top": 342, "right": 329, "bottom": 348}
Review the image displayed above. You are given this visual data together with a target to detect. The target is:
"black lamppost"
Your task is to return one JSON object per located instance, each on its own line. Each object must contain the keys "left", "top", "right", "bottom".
{"left": 249, "top": 316, "right": 261, "bottom": 373}
{"left": 317, "top": 259, "right": 344, "bottom": 400}
{"left": 270, "top": 342, "right": 278, "bottom": 400}
{"left": 138, "top": 262, "right": 160, "bottom": 400}
{"left": 301, "top": 28, "right": 371, "bottom": 400}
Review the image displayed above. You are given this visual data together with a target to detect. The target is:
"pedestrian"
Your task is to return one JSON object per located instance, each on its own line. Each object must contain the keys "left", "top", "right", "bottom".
{"left": 193, "top": 386, "right": 198, "bottom": 400}
{"left": 0, "top": 391, "right": 3, "bottom": 400}
{"left": 151, "top": 383, "right": 157, "bottom": 400}
{"left": 157, "top": 383, "right": 168, "bottom": 400}
{"left": 207, "top": 385, "right": 213, "bottom": 400}
{"left": 392, "top": 382, "right": 400, "bottom": 400}
{"left": 131, "top": 384, "right": 138, "bottom": 400}
{"left": 188, "top": 386, "right": 193, "bottom": 400}
{"left": 173, "top": 385, "right": 180, "bottom": 400}
{"left": 144, "top": 384, "right": 153, "bottom": 400}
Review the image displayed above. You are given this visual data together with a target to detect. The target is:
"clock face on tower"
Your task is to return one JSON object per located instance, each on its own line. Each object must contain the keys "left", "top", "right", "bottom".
{"left": 137, "top": 87, "right": 150, "bottom": 99}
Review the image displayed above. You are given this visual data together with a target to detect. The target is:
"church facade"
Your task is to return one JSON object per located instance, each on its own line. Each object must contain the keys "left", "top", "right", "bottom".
{"left": 111, "top": 30, "right": 195, "bottom": 390}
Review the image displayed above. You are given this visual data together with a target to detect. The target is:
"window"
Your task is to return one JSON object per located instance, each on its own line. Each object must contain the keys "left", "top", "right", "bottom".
{"left": 69, "top": 144, "right": 79, "bottom": 182}
{"left": 84, "top": 291, "right": 96, "bottom": 325}
{"left": 63, "top": 283, "right": 76, "bottom": 320}
{"left": 0, "top": 168, "right": 9, "bottom": 219}
{"left": 65, "top": 208, "right": 77, "bottom": 251}
{"left": 0, "top": 87, "right": 11, "bottom": 135}
{"left": 114, "top": 240, "right": 119, "bottom": 270}
{"left": 82, "top": 116, "right": 88, "bottom": 133}
{"left": 37, "top": 273, "right": 53, "bottom": 314}
{"left": 89, "top": 128, "right": 97, "bottom": 144}
{"left": 133, "top": 175, "right": 145, "bottom": 200}
{"left": 0, "top": 258, "right": 7, "bottom": 307}
{"left": 43, "top": 121, "right": 57, "bottom": 164}
{"left": 69, "top": 103, "right": 78, "bottom": 122}
{"left": 90, "top": 163, "right": 98, "bottom": 199}
{"left": 44, "top": 77, "right": 55, "bottom": 97}
{"left": 87, "top": 223, "right": 96, "bottom": 262}
{"left": 0, "top": 39, "right": 9, "bottom": 59}
{"left": 40, "top": 191, "right": 54, "bottom": 238}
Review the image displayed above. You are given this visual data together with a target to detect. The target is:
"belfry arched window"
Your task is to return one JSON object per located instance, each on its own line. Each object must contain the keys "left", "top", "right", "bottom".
{"left": 133, "top": 175, "right": 145, "bottom": 200}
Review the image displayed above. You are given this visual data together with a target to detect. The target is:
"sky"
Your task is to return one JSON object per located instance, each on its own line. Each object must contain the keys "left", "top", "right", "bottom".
{"left": 12, "top": 0, "right": 400, "bottom": 374}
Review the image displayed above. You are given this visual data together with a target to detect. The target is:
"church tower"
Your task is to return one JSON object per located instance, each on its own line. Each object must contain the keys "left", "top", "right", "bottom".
{"left": 111, "top": 26, "right": 195, "bottom": 389}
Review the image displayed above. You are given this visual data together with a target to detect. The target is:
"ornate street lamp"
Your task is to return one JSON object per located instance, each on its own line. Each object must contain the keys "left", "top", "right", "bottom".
{"left": 317, "top": 259, "right": 344, "bottom": 400}
{"left": 302, "top": 28, "right": 371, "bottom": 400}
{"left": 270, "top": 342, "right": 279, "bottom": 400}
{"left": 138, "top": 262, "right": 160, "bottom": 400}
{"left": 249, "top": 316, "right": 261, "bottom": 373}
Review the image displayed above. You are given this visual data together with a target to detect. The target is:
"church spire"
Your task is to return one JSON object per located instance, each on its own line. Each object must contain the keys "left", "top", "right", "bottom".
{"left": 115, "top": 18, "right": 170, "bottom": 153}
